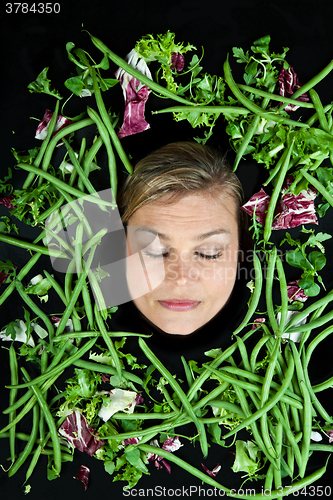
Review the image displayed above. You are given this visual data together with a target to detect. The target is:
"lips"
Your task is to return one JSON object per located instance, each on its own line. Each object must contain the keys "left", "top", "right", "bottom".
{"left": 158, "top": 299, "right": 201, "bottom": 312}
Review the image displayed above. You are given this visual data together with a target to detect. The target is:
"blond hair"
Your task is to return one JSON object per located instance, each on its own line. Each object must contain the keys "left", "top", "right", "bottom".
{"left": 118, "top": 142, "right": 250, "bottom": 251}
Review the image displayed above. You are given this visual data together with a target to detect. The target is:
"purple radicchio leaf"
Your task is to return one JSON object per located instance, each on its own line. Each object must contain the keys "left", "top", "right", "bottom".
{"left": 170, "top": 52, "right": 185, "bottom": 72}
{"left": 35, "top": 109, "right": 73, "bottom": 145}
{"left": 0, "top": 265, "right": 17, "bottom": 286}
{"left": 58, "top": 410, "right": 105, "bottom": 456}
{"left": 74, "top": 464, "right": 90, "bottom": 490}
{"left": 115, "top": 49, "right": 152, "bottom": 139}
{"left": 327, "top": 430, "right": 333, "bottom": 443}
{"left": 252, "top": 318, "right": 266, "bottom": 330}
{"left": 201, "top": 463, "right": 221, "bottom": 477}
{"left": 287, "top": 280, "right": 309, "bottom": 303}
{"left": 146, "top": 437, "right": 183, "bottom": 474}
{"left": 240, "top": 188, "right": 270, "bottom": 226}
{"left": 0, "top": 195, "right": 16, "bottom": 209}
{"left": 162, "top": 436, "right": 183, "bottom": 452}
{"left": 241, "top": 176, "right": 317, "bottom": 230}
{"left": 278, "top": 67, "right": 309, "bottom": 111}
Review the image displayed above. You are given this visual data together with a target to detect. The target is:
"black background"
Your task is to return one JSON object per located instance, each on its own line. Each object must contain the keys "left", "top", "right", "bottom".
{"left": 1, "top": 0, "right": 333, "bottom": 498}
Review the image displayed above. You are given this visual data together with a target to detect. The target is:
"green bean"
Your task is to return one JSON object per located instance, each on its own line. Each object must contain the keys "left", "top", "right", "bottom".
{"left": 236, "top": 335, "right": 251, "bottom": 372}
{"left": 51, "top": 330, "right": 150, "bottom": 340}
{"left": 6, "top": 337, "right": 96, "bottom": 390}
{"left": 312, "top": 376, "right": 333, "bottom": 393}
{"left": 89, "top": 271, "right": 108, "bottom": 317}
{"left": 86, "top": 106, "right": 117, "bottom": 197}
{"left": 306, "top": 103, "right": 333, "bottom": 127}
{"left": 309, "top": 89, "right": 330, "bottom": 132}
{"left": 250, "top": 334, "right": 271, "bottom": 372}
{"left": 181, "top": 356, "right": 198, "bottom": 403}
{"left": 43, "top": 269, "right": 80, "bottom": 320}
{"left": 280, "top": 400, "right": 295, "bottom": 477}
{"left": 90, "top": 66, "right": 133, "bottom": 175}
{"left": 1, "top": 374, "right": 60, "bottom": 434}
{"left": 233, "top": 114, "right": 261, "bottom": 171}
{"left": 40, "top": 118, "right": 94, "bottom": 172}
{"left": 82, "top": 281, "right": 94, "bottom": 328}
{"left": 186, "top": 328, "right": 256, "bottom": 402}
{"left": 23, "top": 100, "right": 60, "bottom": 189}
{"left": 264, "top": 139, "right": 294, "bottom": 243}
{"left": 193, "top": 381, "right": 230, "bottom": 412}
{"left": 271, "top": 404, "right": 303, "bottom": 473}
{"left": 309, "top": 444, "right": 333, "bottom": 452}
{"left": 158, "top": 383, "right": 180, "bottom": 413}
{"left": 305, "top": 323, "right": 333, "bottom": 366}
{"left": 264, "top": 462, "right": 275, "bottom": 491}
{"left": 301, "top": 349, "right": 333, "bottom": 424}
{"left": 0, "top": 233, "right": 69, "bottom": 260}
{"left": 0, "top": 252, "right": 42, "bottom": 306}
{"left": 300, "top": 167, "right": 333, "bottom": 209}
{"left": 215, "top": 365, "right": 303, "bottom": 406}
{"left": 74, "top": 221, "right": 84, "bottom": 275}
{"left": 94, "top": 304, "right": 123, "bottom": 381}
{"left": 284, "top": 288, "right": 333, "bottom": 331}
{"left": 273, "top": 421, "right": 283, "bottom": 491}
{"left": 62, "top": 138, "right": 99, "bottom": 196}
{"left": 103, "top": 415, "right": 190, "bottom": 440}
{"left": 153, "top": 105, "right": 250, "bottom": 116}
{"left": 265, "top": 247, "right": 279, "bottom": 333}
{"left": 260, "top": 337, "right": 283, "bottom": 458}
{"left": 0, "top": 432, "right": 30, "bottom": 441}
{"left": 39, "top": 348, "right": 49, "bottom": 442}
{"left": 299, "top": 300, "right": 330, "bottom": 352}
{"left": 43, "top": 224, "right": 75, "bottom": 258}
{"left": 35, "top": 163, "right": 79, "bottom": 226}
{"left": 138, "top": 337, "right": 206, "bottom": 454}
{"left": 55, "top": 248, "right": 96, "bottom": 336}
{"left": 8, "top": 344, "right": 18, "bottom": 463}
{"left": 233, "top": 252, "right": 263, "bottom": 335}
{"left": 21, "top": 367, "right": 62, "bottom": 476}
{"left": 90, "top": 34, "right": 197, "bottom": 107}
{"left": 77, "top": 137, "right": 87, "bottom": 192}
{"left": 72, "top": 359, "right": 143, "bottom": 386}
{"left": 238, "top": 83, "right": 315, "bottom": 108}
{"left": 207, "top": 399, "right": 245, "bottom": 418}
{"left": 81, "top": 227, "right": 108, "bottom": 255}
{"left": 224, "top": 58, "right": 309, "bottom": 129}
{"left": 82, "top": 135, "right": 103, "bottom": 177}
{"left": 8, "top": 398, "right": 39, "bottom": 477}
{"left": 290, "top": 342, "right": 312, "bottom": 478}
{"left": 15, "top": 279, "right": 55, "bottom": 340}
{"left": 17, "top": 163, "right": 116, "bottom": 208}
{"left": 286, "top": 305, "right": 333, "bottom": 335}
{"left": 275, "top": 254, "right": 288, "bottom": 333}
{"left": 222, "top": 347, "right": 295, "bottom": 439}
{"left": 223, "top": 369, "right": 279, "bottom": 470}
{"left": 281, "top": 59, "right": 333, "bottom": 112}
{"left": 111, "top": 411, "right": 176, "bottom": 420}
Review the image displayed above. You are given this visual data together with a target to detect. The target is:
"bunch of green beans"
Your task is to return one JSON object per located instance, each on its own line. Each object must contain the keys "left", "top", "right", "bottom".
{"left": 1, "top": 32, "right": 333, "bottom": 498}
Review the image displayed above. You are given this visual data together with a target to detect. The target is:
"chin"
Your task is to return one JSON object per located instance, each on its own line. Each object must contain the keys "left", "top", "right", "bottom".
{"left": 151, "top": 316, "right": 205, "bottom": 336}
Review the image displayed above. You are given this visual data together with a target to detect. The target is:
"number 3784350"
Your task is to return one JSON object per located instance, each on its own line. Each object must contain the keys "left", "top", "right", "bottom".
{"left": 5, "top": 3, "right": 60, "bottom": 13}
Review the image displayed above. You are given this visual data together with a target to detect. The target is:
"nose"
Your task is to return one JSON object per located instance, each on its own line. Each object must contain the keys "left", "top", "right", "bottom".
{"left": 165, "top": 254, "right": 198, "bottom": 286}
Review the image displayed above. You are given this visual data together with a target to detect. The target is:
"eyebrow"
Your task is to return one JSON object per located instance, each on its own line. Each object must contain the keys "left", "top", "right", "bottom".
{"left": 134, "top": 227, "right": 231, "bottom": 241}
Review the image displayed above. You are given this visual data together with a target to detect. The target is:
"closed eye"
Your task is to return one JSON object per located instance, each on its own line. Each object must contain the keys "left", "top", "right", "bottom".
{"left": 143, "top": 251, "right": 223, "bottom": 260}
{"left": 196, "top": 252, "right": 223, "bottom": 260}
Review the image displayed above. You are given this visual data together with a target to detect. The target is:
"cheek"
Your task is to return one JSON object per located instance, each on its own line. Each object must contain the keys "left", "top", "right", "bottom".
{"left": 201, "top": 249, "right": 239, "bottom": 290}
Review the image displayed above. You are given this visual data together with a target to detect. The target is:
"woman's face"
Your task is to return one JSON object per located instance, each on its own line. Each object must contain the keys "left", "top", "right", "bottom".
{"left": 126, "top": 191, "right": 240, "bottom": 335}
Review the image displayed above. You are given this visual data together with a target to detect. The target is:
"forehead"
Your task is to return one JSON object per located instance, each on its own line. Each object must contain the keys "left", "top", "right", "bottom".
{"left": 128, "top": 191, "right": 239, "bottom": 233}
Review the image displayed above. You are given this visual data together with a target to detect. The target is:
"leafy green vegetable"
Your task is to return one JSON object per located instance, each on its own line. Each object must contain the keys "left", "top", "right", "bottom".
{"left": 27, "top": 67, "right": 63, "bottom": 99}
